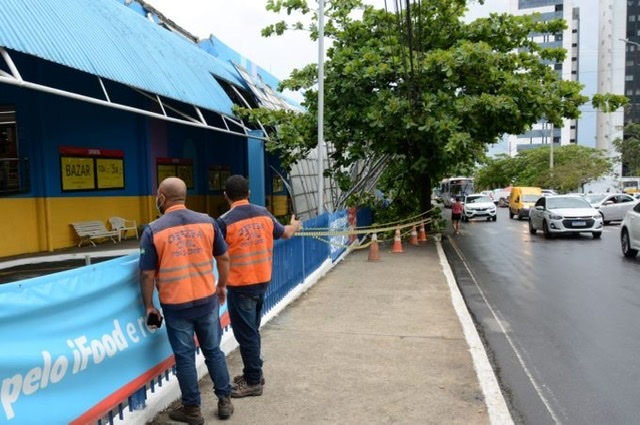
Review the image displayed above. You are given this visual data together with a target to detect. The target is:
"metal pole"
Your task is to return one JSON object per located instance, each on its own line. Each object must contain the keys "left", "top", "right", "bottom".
{"left": 549, "top": 121, "right": 553, "bottom": 170}
{"left": 317, "top": 0, "right": 325, "bottom": 215}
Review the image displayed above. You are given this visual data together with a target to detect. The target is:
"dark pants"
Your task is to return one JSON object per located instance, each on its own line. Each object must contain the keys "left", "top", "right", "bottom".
{"left": 165, "top": 306, "right": 231, "bottom": 404}
{"left": 227, "top": 289, "right": 264, "bottom": 385}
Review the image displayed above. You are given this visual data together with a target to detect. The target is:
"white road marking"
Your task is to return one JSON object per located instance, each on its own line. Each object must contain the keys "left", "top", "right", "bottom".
{"left": 444, "top": 239, "right": 564, "bottom": 424}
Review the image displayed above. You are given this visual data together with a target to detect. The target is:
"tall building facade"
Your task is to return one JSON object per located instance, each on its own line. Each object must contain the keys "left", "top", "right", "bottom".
{"left": 597, "top": 1, "right": 640, "bottom": 178}
{"left": 507, "top": 0, "right": 580, "bottom": 156}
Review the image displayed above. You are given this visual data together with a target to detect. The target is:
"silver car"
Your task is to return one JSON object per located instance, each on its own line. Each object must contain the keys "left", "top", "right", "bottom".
{"left": 584, "top": 193, "right": 638, "bottom": 224}
{"left": 620, "top": 202, "right": 640, "bottom": 257}
{"left": 529, "top": 195, "right": 603, "bottom": 239}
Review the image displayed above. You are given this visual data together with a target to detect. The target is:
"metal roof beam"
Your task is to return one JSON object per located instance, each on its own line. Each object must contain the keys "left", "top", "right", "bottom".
{"left": 230, "top": 84, "right": 269, "bottom": 137}
{"left": 0, "top": 47, "right": 22, "bottom": 81}
{"left": 98, "top": 77, "right": 111, "bottom": 102}
{"left": 0, "top": 74, "right": 269, "bottom": 141}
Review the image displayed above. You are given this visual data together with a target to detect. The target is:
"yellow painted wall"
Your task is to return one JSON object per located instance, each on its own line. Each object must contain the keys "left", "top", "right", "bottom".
{"left": 204, "top": 195, "right": 228, "bottom": 218}
{"left": 0, "top": 196, "right": 154, "bottom": 257}
{"left": 0, "top": 195, "right": 232, "bottom": 258}
{"left": 1, "top": 198, "right": 46, "bottom": 257}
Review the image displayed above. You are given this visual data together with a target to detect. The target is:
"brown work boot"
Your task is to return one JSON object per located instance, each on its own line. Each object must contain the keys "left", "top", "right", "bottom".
{"left": 231, "top": 376, "right": 263, "bottom": 398}
{"left": 217, "top": 395, "right": 234, "bottom": 420}
{"left": 168, "top": 404, "right": 204, "bottom": 425}
{"left": 233, "top": 374, "right": 266, "bottom": 386}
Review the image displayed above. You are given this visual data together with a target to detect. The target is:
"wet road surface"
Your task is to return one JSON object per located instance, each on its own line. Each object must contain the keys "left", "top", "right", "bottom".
{"left": 442, "top": 207, "right": 640, "bottom": 424}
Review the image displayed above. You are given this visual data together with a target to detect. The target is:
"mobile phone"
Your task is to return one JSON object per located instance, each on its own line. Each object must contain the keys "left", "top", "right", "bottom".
{"left": 146, "top": 312, "right": 163, "bottom": 328}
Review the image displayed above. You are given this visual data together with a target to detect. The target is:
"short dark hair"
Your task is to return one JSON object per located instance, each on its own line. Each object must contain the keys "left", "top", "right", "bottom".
{"left": 225, "top": 174, "right": 249, "bottom": 201}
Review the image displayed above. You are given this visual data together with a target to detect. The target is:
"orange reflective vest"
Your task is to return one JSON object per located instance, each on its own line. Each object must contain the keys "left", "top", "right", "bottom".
{"left": 150, "top": 205, "right": 218, "bottom": 307}
{"left": 218, "top": 200, "right": 283, "bottom": 287}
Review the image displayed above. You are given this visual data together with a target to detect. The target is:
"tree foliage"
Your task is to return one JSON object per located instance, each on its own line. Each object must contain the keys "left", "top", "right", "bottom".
{"left": 474, "top": 145, "right": 611, "bottom": 193}
{"left": 238, "top": 0, "right": 603, "bottom": 215}
{"left": 474, "top": 154, "right": 519, "bottom": 190}
{"left": 613, "top": 122, "right": 640, "bottom": 176}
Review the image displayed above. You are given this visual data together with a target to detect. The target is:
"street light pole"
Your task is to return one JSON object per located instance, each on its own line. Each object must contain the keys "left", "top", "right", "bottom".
{"left": 548, "top": 121, "right": 553, "bottom": 170}
{"left": 317, "top": 0, "right": 325, "bottom": 215}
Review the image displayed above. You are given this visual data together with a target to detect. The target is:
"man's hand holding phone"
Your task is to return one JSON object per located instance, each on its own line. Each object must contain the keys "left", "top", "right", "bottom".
{"left": 146, "top": 308, "right": 163, "bottom": 329}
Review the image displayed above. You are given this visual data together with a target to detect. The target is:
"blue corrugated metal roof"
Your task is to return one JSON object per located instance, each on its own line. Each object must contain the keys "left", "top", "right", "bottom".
{"left": 0, "top": 0, "right": 237, "bottom": 116}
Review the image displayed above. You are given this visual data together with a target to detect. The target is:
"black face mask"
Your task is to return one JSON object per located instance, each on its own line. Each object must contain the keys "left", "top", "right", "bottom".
{"left": 155, "top": 195, "right": 165, "bottom": 215}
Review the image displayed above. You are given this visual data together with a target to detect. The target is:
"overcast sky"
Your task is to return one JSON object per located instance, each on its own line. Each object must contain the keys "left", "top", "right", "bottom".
{"left": 146, "top": 0, "right": 600, "bottom": 151}
{"left": 146, "top": 0, "right": 518, "bottom": 80}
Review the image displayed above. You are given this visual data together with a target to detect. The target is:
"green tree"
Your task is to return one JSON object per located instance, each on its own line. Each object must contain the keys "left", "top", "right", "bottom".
{"left": 613, "top": 122, "right": 640, "bottom": 176}
{"left": 474, "top": 154, "right": 519, "bottom": 190}
{"left": 513, "top": 145, "right": 611, "bottom": 192}
{"left": 238, "top": 0, "right": 618, "bottom": 215}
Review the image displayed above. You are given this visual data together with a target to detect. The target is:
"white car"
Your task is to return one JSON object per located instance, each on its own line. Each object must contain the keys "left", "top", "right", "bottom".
{"left": 529, "top": 195, "right": 603, "bottom": 239}
{"left": 493, "top": 188, "right": 511, "bottom": 207}
{"left": 583, "top": 193, "right": 638, "bottom": 224}
{"left": 620, "top": 202, "right": 640, "bottom": 257}
{"left": 480, "top": 190, "right": 495, "bottom": 202}
{"left": 462, "top": 194, "right": 497, "bottom": 222}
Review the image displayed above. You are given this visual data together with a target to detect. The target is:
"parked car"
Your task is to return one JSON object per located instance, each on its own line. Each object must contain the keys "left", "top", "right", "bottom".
{"left": 583, "top": 193, "right": 638, "bottom": 224}
{"left": 620, "top": 202, "right": 640, "bottom": 257}
{"left": 509, "top": 186, "right": 542, "bottom": 219}
{"left": 462, "top": 194, "right": 497, "bottom": 222}
{"left": 541, "top": 189, "right": 557, "bottom": 197}
{"left": 529, "top": 195, "right": 603, "bottom": 239}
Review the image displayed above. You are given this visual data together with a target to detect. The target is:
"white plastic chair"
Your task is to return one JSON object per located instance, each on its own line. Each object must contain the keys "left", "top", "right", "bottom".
{"left": 108, "top": 217, "right": 139, "bottom": 242}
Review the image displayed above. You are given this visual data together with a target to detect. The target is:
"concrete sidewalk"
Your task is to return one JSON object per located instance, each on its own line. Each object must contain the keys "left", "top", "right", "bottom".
{"left": 149, "top": 241, "right": 511, "bottom": 424}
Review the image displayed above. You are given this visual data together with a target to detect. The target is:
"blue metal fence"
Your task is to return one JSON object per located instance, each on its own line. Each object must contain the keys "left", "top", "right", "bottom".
{"left": 265, "top": 213, "right": 330, "bottom": 313}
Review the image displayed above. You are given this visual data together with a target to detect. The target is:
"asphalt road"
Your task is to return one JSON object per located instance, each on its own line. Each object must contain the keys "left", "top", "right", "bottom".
{"left": 442, "top": 207, "right": 640, "bottom": 425}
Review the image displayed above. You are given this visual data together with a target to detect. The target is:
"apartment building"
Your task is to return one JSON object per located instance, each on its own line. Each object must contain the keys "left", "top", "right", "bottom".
{"left": 596, "top": 0, "right": 640, "bottom": 180}
{"left": 507, "top": 0, "right": 580, "bottom": 156}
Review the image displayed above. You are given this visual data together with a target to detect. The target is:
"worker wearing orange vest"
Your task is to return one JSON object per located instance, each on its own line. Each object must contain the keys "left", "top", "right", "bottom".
{"left": 139, "top": 177, "right": 234, "bottom": 422}
{"left": 217, "top": 175, "right": 301, "bottom": 398}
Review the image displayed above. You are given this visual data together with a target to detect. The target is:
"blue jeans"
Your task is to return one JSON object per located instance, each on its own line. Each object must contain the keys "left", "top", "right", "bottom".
{"left": 165, "top": 305, "right": 231, "bottom": 405}
{"left": 227, "top": 290, "right": 264, "bottom": 385}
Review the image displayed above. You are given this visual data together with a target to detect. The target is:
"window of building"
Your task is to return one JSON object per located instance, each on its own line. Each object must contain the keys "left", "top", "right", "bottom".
{"left": 0, "top": 106, "right": 29, "bottom": 195}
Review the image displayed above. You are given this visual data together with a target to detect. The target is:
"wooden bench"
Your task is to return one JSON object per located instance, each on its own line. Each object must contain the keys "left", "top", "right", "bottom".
{"left": 70, "top": 220, "right": 120, "bottom": 247}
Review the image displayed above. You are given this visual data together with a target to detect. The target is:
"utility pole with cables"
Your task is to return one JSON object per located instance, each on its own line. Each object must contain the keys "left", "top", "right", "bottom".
{"left": 317, "top": 0, "right": 325, "bottom": 215}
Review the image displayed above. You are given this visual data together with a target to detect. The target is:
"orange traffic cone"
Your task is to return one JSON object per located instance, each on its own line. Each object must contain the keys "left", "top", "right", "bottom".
{"left": 418, "top": 221, "right": 428, "bottom": 243}
{"left": 367, "top": 233, "right": 380, "bottom": 262}
{"left": 409, "top": 225, "right": 419, "bottom": 246}
{"left": 391, "top": 226, "right": 403, "bottom": 253}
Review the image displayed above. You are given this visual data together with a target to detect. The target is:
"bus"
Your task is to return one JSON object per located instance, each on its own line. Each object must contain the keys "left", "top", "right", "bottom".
{"left": 440, "top": 177, "right": 475, "bottom": 208}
